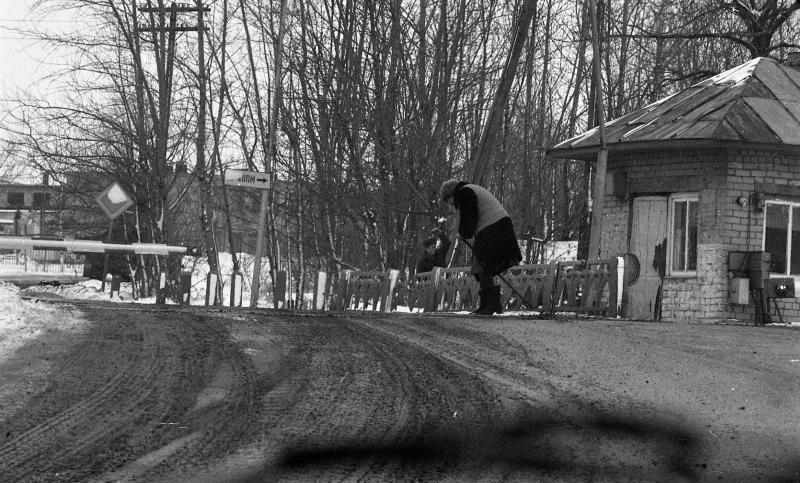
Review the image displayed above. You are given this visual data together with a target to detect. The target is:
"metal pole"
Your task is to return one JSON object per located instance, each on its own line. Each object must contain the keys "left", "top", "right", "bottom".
{"left": 100, "top": 218, "right": 114, "bottom": 292}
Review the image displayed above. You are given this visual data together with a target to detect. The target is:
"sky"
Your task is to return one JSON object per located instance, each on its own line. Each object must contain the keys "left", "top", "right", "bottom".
{"left": 0, "top": 1, "right": 83, "bottom": 183}
{"left": 0, "top": 1, "right": 77, "bottom": 103}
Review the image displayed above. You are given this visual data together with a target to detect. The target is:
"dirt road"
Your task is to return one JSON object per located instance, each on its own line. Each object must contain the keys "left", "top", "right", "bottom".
{"left": 0, "top": 297, "right": 798, "bottom": 481}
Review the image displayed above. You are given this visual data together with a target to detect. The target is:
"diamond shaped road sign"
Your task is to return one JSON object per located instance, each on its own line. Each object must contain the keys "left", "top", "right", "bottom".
{"left": 95, "top": 181, "right": 134, "bottom": 220}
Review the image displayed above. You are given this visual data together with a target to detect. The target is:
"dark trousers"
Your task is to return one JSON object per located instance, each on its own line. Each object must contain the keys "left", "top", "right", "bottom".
{"left": 478, "top": 271, "right": 495, "bottom": 290}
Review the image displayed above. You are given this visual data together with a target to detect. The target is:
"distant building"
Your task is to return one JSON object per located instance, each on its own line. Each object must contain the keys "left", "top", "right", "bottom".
{"left": 0, "top": 183, "right": 55, "bottom": 236}
{"left": 0, "top": 170, "right": 289, "bottom": 259}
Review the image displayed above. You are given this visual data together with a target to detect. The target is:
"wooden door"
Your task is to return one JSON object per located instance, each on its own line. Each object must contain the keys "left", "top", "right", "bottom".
{"left": 628, "top": 197, "right": 668, "bottom": 320}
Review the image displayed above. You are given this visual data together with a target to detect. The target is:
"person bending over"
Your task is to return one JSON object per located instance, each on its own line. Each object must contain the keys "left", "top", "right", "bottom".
{"left": 440, "top": 179, "right": 522, "bottom": 315}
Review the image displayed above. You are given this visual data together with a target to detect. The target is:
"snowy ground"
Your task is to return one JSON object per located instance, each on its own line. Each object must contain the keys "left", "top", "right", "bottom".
{"left": 0, "top": 253, "right": 276, "bottom": 307}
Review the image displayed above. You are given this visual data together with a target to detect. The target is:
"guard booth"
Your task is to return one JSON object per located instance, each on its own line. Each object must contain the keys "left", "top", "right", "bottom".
{"left": 549, "top": 57, "right": 800, "bottom": 324}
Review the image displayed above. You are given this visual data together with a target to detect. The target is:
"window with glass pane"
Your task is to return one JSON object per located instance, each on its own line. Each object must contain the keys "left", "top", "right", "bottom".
{"left": 671, "top": 197, "right": 699, "bottom": 273}
{"left": 32, "top": 192, "right": 50, "bottom": 209}
{"left": 764, "top": 202, "right": 800, "bottom": 275}
{"left": 7, "top": 192, "right": 24, "bottom": 206}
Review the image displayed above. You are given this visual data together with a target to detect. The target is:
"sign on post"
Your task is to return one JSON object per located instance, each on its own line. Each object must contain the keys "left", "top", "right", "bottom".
{"left": 224, "top": 169, "right": 271, "bottom": 189}
{"left": 224, "top": 168, "right": 272, "bottom": 308}
{"left": 95, "top": 182, "right": 134, "bottom": 220}
{"left": 95, "top": 181, "right": 134, "bottom": 292}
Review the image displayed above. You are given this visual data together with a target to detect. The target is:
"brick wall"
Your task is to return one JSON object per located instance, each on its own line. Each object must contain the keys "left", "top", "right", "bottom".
{"left": 599, "top": 147, "right": 800, "bottom": 324}
{"left": 725, "top": 149, "right": 800, "bottom": 324}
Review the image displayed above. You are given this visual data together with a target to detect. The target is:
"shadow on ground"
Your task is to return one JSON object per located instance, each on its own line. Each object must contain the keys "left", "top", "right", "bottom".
{"left": 240, "top": 409, "right": 709, "bottom": 482}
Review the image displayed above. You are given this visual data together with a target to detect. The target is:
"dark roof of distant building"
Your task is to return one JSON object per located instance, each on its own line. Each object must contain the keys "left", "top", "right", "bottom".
{"left": 549, "top": 57, "right": 800, "bottom": 160}
{"left": 0, "top": 183, "right": 50, "bottom": 189}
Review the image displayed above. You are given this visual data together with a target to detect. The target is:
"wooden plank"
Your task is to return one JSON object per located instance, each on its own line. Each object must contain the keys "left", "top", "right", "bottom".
{"left": 744, "top": 98, "right": 800, "bottom": 144}
{"left": 753, "top": 59, "right": 800, "bottom": 100}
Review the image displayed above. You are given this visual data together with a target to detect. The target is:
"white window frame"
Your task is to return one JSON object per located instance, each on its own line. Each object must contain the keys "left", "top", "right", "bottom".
{"left": 762, "top": 200, "right": 800, "bottom": 277}
{"left": 667, "top": 193, "right": 699, "bottom": 277}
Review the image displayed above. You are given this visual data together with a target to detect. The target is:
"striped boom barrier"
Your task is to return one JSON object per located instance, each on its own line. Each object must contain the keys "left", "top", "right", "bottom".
{"left": 0, "top": 236, "right": 189, "bottom": 255}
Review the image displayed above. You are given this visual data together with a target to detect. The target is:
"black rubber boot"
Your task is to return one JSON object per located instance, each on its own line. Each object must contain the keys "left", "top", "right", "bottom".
{"left": 472, "top": 289, "right": 489, "bottom": 314}
{"left": 489, "top": 286, "right": 503, "bottom": 315}
{"left": 474, "top": 286, "right": 501, "bottom": 315}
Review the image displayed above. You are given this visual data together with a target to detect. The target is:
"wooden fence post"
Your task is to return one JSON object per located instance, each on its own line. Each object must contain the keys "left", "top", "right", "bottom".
{"left": 109, "top": 274, "right": 121, "bottom": 299}
{"left": 230, "top": 270, "right": 243, "bottom": 307}
{"left": 618, "top": 255, "right": 627, "bottom": 317}
{"left": 180, "top": 270, "right": 192, "bottom": 305}
{"left": 384, "top": 269, "right": 400, "bottom": 313}
{"left": 205, "top": 271, "right": 219, "bottom": 306}
{"left": 274, "top": 270, "right": 287, "bottom": 309}
{"left": 336, "top": 270, "right": 352, "bottom": 311}
{"left": 429, "top": 267, "right": 443, "bottom": 312}
{"left": 608, "top": 257, "right": 619, "bottom": 317}
{"left": 156, "top": 270, "right": 167, "bottom": 305}
{"left": 543, "top": 262, "right": 558, "bottom": 313}
{"left": 314, "top": 271, "right": 327, "bottom": 311}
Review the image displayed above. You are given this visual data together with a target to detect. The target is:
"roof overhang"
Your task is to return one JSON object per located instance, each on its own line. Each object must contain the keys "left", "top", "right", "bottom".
{"left": 547, "top": 139, "right": 800, "bottom": 161}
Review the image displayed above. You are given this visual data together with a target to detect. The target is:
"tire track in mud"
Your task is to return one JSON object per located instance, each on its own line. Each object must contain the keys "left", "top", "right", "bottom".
{"left": 357, "top": 316, "right": 596, "bottom": 415}
{"left": 255, "top": 316, "right": 506, "bottom": 482}
{"left": 0, "top": 317, "right": 165, "bottom": 479}
{"left": 0, "top": 302, "right": 705, "bottom": 481}
{"left": 0, "top": 306, "right": 261, "bottom": 482}
{"left": 348, "top": 316, "right": 702, "bottom": 482}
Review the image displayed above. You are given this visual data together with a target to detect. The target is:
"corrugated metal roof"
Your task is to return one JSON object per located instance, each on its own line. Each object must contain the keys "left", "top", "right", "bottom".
{"left": 549, "top": 57, "right": 800, "bottom": 159}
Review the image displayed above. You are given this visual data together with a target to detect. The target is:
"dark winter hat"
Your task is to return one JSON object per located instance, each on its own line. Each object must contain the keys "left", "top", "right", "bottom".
{"left": 440, "top": 179, "right": 459, "bottom": 200}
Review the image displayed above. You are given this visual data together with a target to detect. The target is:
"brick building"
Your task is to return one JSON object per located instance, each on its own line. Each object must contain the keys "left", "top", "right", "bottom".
{"left": 0, "top": 183, "right": 55, "bottom": 236}
{"left": 549, "top": 56, "right": 800, "bottom": 324}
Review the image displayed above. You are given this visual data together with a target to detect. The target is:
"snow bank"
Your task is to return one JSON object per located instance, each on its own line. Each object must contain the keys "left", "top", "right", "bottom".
{"left": 0, "top": 282, "right": 70, "bottom": 366}
{"left": 14, "top": 252, "right": 278, "bottom": 307}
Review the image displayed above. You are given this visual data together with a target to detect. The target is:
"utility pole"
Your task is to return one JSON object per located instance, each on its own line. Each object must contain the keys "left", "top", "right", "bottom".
{"left": 138, "top": 1, "right": 219, "bottom": 304}
{"left": 194, "top": 0, "right": 223, "bottom": 305}
{"left": 587, "top": 0, "right": 608, "bottom": 260}
{"left": 469, "top": 0, "right": 538, "bottom": 185}
{"left": 250, "top": 0, "right": 288, "bottom": 308}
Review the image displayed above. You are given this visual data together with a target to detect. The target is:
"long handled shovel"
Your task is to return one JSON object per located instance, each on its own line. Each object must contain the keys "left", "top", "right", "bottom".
{"left": 460, "top": 237, "right": 538, "bottom": 311}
